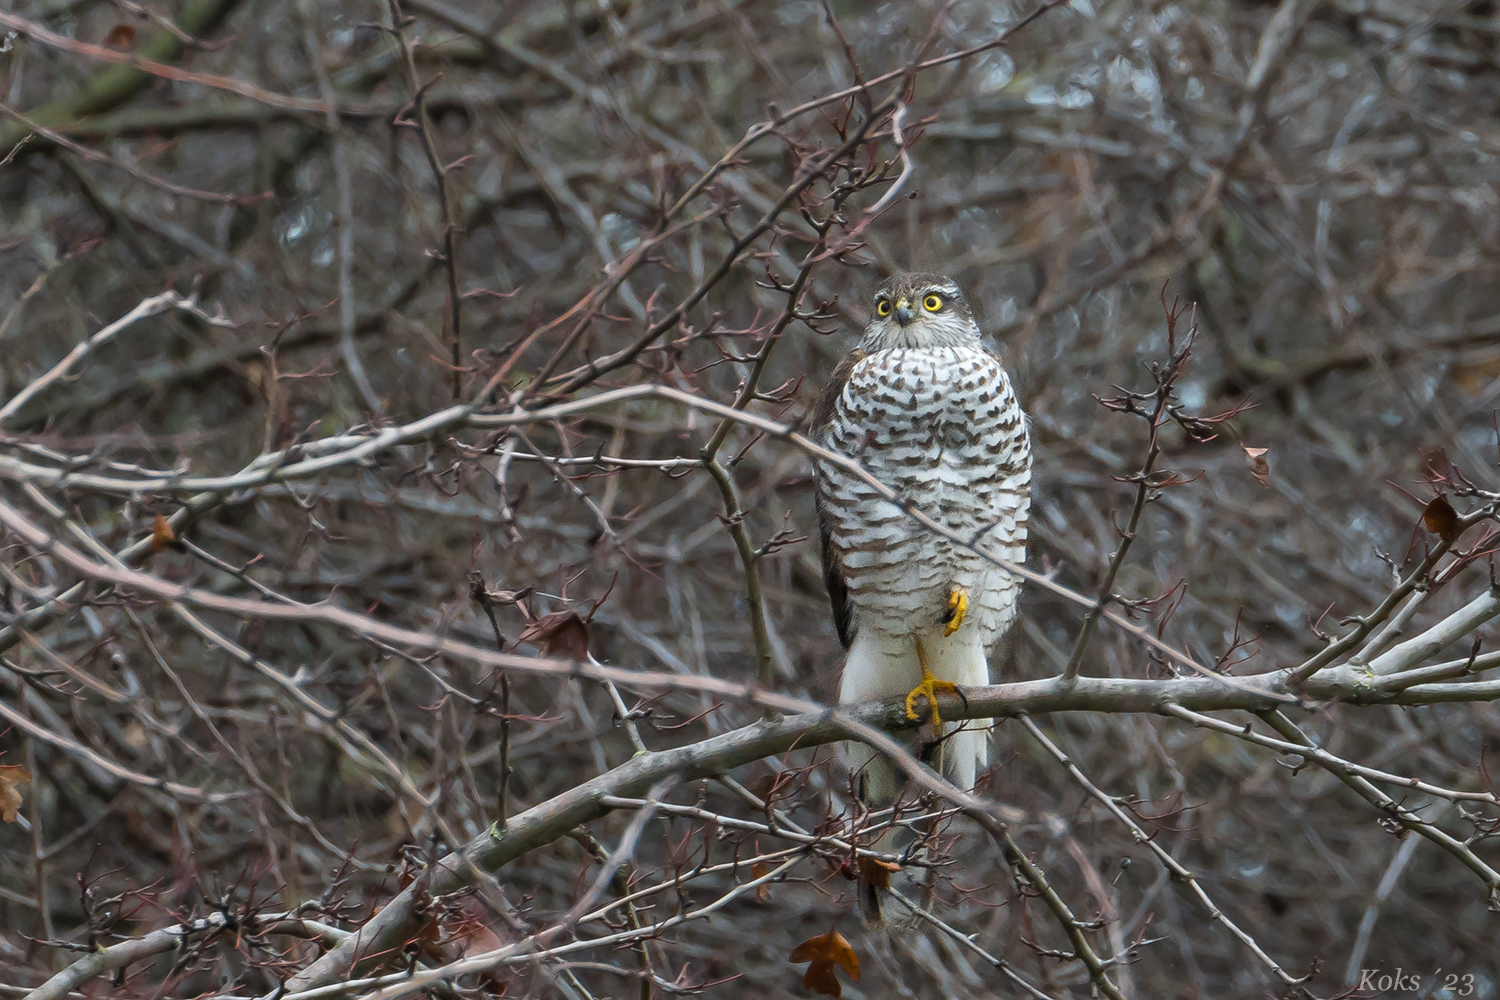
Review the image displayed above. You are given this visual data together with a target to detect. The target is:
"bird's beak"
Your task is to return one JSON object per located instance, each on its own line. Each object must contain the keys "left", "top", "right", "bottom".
{"left": 894, "top": 296, "right": 914, "bottom": 327}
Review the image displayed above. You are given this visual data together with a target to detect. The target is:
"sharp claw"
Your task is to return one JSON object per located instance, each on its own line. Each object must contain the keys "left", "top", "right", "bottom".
{"left": 905, "top": 637, "right": 959, "bottom": 724}
{"left": 943, "top": 587, "right": 969, "bottom": 637}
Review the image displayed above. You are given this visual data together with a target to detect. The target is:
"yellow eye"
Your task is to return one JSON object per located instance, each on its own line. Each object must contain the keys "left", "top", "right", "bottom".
{"left": 876, "top": 298, "right": 891, "bottom": 317}
{"left": 923, "top": 294, "right": 944, "bottom": 312}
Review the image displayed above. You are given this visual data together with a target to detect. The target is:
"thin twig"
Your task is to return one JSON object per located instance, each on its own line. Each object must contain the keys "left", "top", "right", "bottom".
{"left": 0, "top": 290, "right": 230, "bottom": 427}
{"left": 1019, "top": 715, "right": 1304, "bottom": 984}
{"left": 385, "top": 0, "right": 463, "bottom": 398}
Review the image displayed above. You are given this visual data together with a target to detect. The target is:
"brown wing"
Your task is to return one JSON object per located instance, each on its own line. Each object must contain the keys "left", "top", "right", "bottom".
{"left": 813, "top": 348, "right": 866, "bottom": 650}
{"left": 812, "top": 347, "right": 865, "bottom": 435}
{"left": 818, "top": 500, "right": 855, "bottom": 649}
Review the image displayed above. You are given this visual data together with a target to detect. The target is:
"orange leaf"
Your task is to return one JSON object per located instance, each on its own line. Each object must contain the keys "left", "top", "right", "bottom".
{"left": 0, "top": 763, "right": 32, "bottom": 823}
{"left": 790, "top": 928, "right": 860, "bottom": 997}
{"left": 802, "top": 960, "right": 842, "bottom": 998}
{"left": 1240, "top": 444, "right": 1271, "bottom": 487}
{"left": 104, "top": 23, "right": 137, "bottom": 51}
{"left": 858, "top": 855, "right": 899, "bottom": 890}
{"left": 517, "top": 611, "right": 590, "bottom": 661}
{"left": 150, "top": 514, "right": 177, "bottom": 553}
{"left": 751, "top": 861, "right": 771, "bottom": 902}
{"left": 1423, "top": 494, "right": 1461, "bottom": 545}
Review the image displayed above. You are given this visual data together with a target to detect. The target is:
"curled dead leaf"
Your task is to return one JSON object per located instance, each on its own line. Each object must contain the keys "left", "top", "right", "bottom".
{"left": 1, "top": 763, "right": 32, "bottom": 823}
{"left": 104, "top": 23, "right": 137, "bottom": 50}
{"left": 1422, "top": 494, "right": 1461, "bottom": 545}
{"left": 790, "top": 927, "right": 860, "bottom": 998}
{"left": 751, "top": 861, "right": 772, "bottom": 902}
{"left": 150, "top": 514, "right": 178, "bottom": 553}
{"left": 517, "top": 611, "right": 590, "bottom": 661}
{"left": 858, "top": 855, "right": 900, "bottom": 890}
{"left": 745, "top": 771, "right": 790, "bottom": 807}
{"left": 1240, "top": 444, "right": 1271, "bottom": 487}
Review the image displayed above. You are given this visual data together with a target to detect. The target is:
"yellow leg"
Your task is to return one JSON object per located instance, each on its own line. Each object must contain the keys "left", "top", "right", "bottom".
{"left": 905, "top": 636, "right": 959, "bottom": 724}
{"left": 942, "top": 587, "right": 969, "bottom": 637}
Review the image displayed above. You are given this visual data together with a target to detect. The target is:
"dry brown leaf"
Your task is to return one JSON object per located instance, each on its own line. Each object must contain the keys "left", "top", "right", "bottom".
{"left": 858, "top": 855, "right": 900, "bottom": 890}
{"left": 751, "top": 861, "right": 772, "bottom": 902}
{"left": 104, "top": 23, "right": 137, "bottom": 50}
{"left": 1423, "top": 494, "right": 1461, "bottom": 545}
{"left": 745, "top": 771, "right": 790, "bottom": 806}
{"left": 790, "top": 927, "right": 860, "bottom": 998}
{"left": 1241, "top": 444, "right": 1271, "bottom": 487}
{"left": 1, "top": 763, "right": 33, "bottom": 823}
{"left": 745, "top": 773, "right": 776, "bottom": 802}
{"left": 150, "top": 514, "right": 177, "bottom": 553}
{"left": 1453, "top": 359, "right": 1500, "bottom": 394}
{"left": 517, "top": 611, "right": 590, "bottom": 661}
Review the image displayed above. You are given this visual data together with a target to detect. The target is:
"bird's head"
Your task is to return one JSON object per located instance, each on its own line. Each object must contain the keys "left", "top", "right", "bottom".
{"left": 859, "top": 272, "right": 979, "bottom": 351}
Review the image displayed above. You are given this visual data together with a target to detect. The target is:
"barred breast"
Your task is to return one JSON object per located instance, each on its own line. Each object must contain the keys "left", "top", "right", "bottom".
{"left": 815, "top": 345, "right": 1031, "bottom": 644}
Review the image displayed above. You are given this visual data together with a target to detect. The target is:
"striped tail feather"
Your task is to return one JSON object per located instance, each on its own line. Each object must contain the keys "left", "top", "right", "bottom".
{"left": 839, "top": 628, "right": 991, "bottom": 921}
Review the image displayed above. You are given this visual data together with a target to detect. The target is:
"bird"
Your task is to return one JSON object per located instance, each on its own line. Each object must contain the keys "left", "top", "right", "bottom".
{"left": 812, "top": 271, "right": 1031, "bottom": 846}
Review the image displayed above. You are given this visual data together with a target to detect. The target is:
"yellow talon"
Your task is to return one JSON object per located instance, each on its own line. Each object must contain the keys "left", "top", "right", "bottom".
{"left": 905, "top": 637, "right": 959, "bottom": 724}
{"left": 943, "top": 587, "right": 969, "bottom": 637}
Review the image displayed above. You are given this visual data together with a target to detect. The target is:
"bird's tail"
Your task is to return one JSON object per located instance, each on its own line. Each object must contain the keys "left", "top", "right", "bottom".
{"left": 923, "top": 629, "right": 991, "bottom": 791}
{"left": 839, "top": 629, "right": 991, "bottom": 922}
{"left": 838, "top": 631, "right": 911, "bottom": 803}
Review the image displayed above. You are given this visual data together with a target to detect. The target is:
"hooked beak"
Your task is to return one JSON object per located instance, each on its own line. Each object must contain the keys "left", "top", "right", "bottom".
{"left": 894, "top": 296, "right": 914, "bottom": 327}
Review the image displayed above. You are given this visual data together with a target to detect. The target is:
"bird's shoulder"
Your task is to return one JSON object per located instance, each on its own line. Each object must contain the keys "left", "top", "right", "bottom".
{"left": 812, "top": 346, "right": 869, "bottom": 434}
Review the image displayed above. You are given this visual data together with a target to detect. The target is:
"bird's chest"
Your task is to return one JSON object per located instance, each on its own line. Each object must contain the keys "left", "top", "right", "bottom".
{"left": 832, "top": 353, "right": 1002, "bottom": 492}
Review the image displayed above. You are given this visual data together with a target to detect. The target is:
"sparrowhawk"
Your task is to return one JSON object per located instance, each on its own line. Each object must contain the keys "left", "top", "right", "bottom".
{"left": 813, "top": 272, "right": 1032, "bottom": 806}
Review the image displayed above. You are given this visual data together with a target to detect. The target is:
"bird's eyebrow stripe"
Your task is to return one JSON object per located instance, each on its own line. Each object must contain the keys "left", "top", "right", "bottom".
{"left": 874, "top": 283, "right": 962, "bottom": 299}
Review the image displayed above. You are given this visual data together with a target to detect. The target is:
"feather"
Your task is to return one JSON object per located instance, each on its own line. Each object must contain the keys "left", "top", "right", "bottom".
{"left": 819, "top": 524, "right": 855, "bottom": 649}
{"left": 814, "top": 347, "right": 866, "bottom": 650}
{"left": 840, "top": 628, "right": 991, "bottom": 922}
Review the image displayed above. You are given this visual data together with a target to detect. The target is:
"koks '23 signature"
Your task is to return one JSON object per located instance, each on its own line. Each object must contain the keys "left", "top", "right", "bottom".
{"left": 1356, "top": 969, "right": 1474, "bottom": 995}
